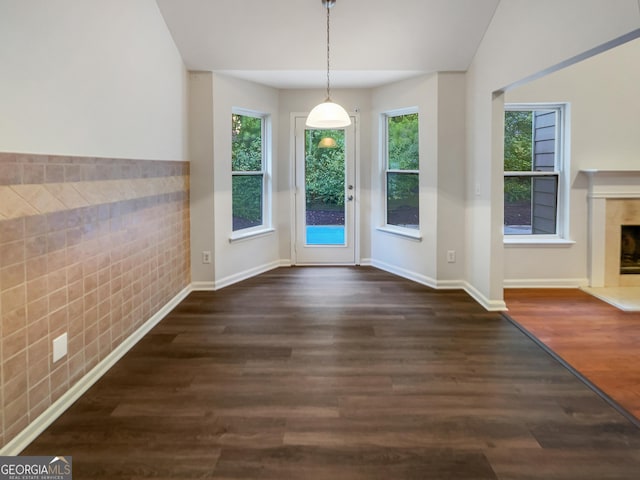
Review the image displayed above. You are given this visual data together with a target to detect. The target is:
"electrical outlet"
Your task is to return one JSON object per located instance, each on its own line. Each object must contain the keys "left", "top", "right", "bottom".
{"left": 447, "top": 250, "right": 456, "bottom": 263}
{"left": 53, "top": 333, "right": 68, "bottom": 363}
{"left": 202, "top": 251, "right": 212, "bottom": 264}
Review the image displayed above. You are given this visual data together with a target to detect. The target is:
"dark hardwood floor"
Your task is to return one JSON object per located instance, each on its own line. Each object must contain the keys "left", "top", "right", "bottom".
{"left": 23, "top": 267, "right": 640, "bottom": 479}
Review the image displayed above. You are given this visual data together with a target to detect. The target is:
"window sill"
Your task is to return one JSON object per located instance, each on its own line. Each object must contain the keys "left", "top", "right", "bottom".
{"left": 377, "top": 226, "right": 422, "bottom": 241}
{"left": 229, "top": 227, "right": 275, "bottom": 243}
{"left": 504, "top": 237, "right": 576, "bottom": 248}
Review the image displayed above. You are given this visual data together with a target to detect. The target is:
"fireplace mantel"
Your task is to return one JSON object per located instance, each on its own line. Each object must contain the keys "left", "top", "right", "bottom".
{"left": 582, "top": 169, "right": 640, "bottom": 199}
{"left": 582, "top": 170, "right": 640, "bottom": 287}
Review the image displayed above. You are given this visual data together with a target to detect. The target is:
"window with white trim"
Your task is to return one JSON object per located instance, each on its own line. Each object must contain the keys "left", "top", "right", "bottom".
{"left": 231, "top": 110, "right": 270, "bottom": 232}
{"left": 504, "top": 104, "right": 567, "bottom": 238}
{"left": 384, "top": 109, "right": 419, "bottom": 230}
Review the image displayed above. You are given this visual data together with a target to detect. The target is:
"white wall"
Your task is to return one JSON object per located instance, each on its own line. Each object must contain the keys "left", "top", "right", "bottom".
{"left": 277, "top": 89, "right": 373, "bottom": 263}
{"left": 518, "top": 37, "right": 640, "bottom": 171}
{"left": 503, "top": 38, "right": 640, "bottom": 286}
{"left": 465, "top": 0, "right": 640, "bottom": 309}
{"left": 191, "top": 82, "right": 371, "bottom": 284}
{"left": 370, "top": 74, "right": 439, "bottom": 283}
{"left": 0, "top": 0, "right": 187, "bottom": 160}
{"left": 189, "top": 72, "right": 215, "bottom": 285}
{"left": 371, "top": 75, "right": 430, "bottom": 284}
{"left": 435, "top": 73, "right": 467, "bottom": 284}
{"left": 369, "top": 73, "right": 467, "bottom": 287}
{"left": 196, "top": 76, "right": 465, "bottom": 286}
{"left": 211, "top": 74, "right": 280, "bottom": 286}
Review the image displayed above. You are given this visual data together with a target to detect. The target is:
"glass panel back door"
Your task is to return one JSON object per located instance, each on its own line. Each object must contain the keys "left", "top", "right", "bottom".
{"left": 294, "top": 116, "right": 356, "bottom": 264}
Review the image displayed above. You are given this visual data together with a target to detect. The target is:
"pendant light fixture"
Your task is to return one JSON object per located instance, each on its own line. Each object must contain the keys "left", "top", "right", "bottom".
{"left": 306, "top": 0, "right": 351, "bottom": 128}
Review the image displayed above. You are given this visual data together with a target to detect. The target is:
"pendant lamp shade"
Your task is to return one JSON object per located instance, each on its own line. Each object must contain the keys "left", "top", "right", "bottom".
{"left": 306, "top": 100, "right": 351, "bottom": 128}
{"left": 306, "top": 0, "right": 351, "bottom": 128}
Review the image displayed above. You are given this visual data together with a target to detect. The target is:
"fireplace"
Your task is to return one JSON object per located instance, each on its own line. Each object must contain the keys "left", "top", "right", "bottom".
{"left": 583, "top": 169, "right": 640, "bottom": 287}
{"left": 621, "top": 226, "right": 640, "bottom": 274}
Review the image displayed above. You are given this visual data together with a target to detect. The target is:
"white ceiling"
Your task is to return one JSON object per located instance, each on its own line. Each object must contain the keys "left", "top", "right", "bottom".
{"left": 156, "top": 0, "right": 501, "bottom": 89}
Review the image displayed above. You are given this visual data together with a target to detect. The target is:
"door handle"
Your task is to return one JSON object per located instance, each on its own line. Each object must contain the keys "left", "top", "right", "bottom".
{"left": 347, "top": 195, "right": 354, "bottom": 201}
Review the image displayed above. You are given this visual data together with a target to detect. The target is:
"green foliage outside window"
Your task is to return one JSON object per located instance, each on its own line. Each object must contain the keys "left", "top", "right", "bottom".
{"left": 305, "top": 129, "right": 345, "bottom": 209}
{"left": 232, "top": 114, "right": 262, "bottom": 171}
{"left": 386, "top": 113, "right": 419, "bottom": 228}
{"left": 232, "top": 175, "right": 263, "bottom": 230}
{"left": 232, "top": 114, "right": 264, "bottom": 230}
{"left": 504, "top": 111, "right": 533, "bottom": 202}
{"left": 387, "top": 113, "right": 419, "bottom": 203}
{"left": 388, "top": 113, "right": 419, "bottom": 170}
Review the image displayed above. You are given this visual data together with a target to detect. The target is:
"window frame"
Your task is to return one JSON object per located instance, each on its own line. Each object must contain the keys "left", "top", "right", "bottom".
{"left": 503, "top": 103, "right": 571, "bottom": 245}
{"left": 230, "top": 108, "right": 273, "bottom": 242}
{"left": 378, "top": 107, "right": 421, "bottom": 240}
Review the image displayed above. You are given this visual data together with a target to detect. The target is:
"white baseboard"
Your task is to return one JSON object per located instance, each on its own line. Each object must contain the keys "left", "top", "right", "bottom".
{"left": 436, "top": 279, "right": 467, "bottom": 290}
{"left": 370, "top": 260, "right": 507, "bottom": 311}
{"left": 371, "top": 259, "right": 438, "bottom": 289}
{"left": 214, "top": 260, "right": 281, "bottom": 290}
{"left": 358, "top": 258, "right": 373, "bottom": 266}
{"left": 193, "top": 261, "right": 290, "bottom": 293}
{"left": 0, "top": 285, "right": 192, "bottom": 456}
{"left": 191, "top": 281, "right": 215, "bottom": 291}
{"left": 462, "top": 282, "right": 508, "bottom": 311}
{"left": 503, "top": 278, "right": 589, "bottom": 289}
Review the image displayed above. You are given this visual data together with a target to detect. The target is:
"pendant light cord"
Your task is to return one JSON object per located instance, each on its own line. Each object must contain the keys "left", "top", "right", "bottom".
{"left": 326, "top": 2, "right": 331, "bottom": 100}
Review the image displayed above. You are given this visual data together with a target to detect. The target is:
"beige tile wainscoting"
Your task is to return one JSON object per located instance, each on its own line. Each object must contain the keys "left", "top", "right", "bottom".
{"left": 0, "top": 152, "right": 190, "bottom": 448}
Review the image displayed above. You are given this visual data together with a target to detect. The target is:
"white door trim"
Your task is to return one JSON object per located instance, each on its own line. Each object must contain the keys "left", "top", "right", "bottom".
{"left": 289, "top": 113, "right": 360, "bottom": 265}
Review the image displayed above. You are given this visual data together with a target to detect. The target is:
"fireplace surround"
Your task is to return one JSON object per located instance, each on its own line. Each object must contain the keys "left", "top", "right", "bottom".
{"left": 584, "top": 170, "right": 640, "bottom": 287}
